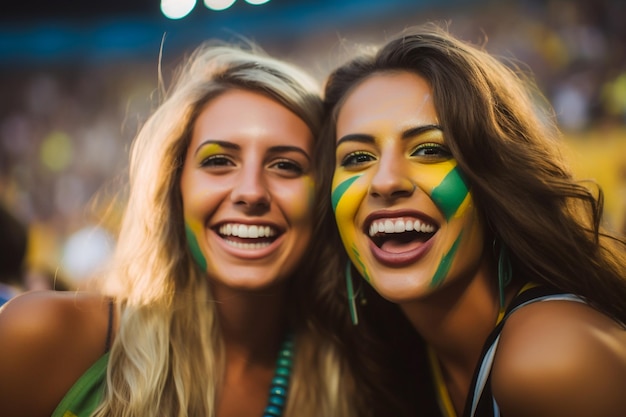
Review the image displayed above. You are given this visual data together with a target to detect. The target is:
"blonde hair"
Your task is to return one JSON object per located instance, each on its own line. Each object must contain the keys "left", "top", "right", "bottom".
{"left": 94, "top": 43, "right": 356, "bottom": 417}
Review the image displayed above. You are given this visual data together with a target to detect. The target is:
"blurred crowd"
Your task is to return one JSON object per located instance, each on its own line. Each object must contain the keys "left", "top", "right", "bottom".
{"left": 0, "top": 0, "right": 624, "bottom": 293}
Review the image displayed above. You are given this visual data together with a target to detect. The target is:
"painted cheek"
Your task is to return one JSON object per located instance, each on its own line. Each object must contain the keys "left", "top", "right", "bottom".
{"left": 428, "top": 199, "right": 478, "bottom": 287}
{"left": 349, "top": 243, "right": 371, "bottom": 282}
{"left": 409, "top": 161, "right": 473, "bottom": 287}
{"left": 430, "top": 231, "right": 464, "bottom": 287}
{"left": 331, "top": 173, "right": 371, "bottom": 280}
{"left": 183, "top": 143, "right": 225, "bottom": 273}
{"left": 184, "top": 218, "right": 208, "bottom": 272}
{"left": 411, "top": 161, "right": 470, "bottom": 221}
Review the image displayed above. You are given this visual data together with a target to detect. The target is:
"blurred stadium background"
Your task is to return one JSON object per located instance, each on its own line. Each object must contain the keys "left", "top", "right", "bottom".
{"left": 0, "top": 0, "right": 624, "bottom": 288}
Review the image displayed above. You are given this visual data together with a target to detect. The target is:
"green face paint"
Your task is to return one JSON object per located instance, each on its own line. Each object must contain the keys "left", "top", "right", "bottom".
{"left": 185, "top": 223, "right": 207, "bottom": 271}
{"left": 332, "top": 175, "right": 360, "bottom": 212}
{"left": 350, "top": 244, "right": 370, "bottom": 282}
{"left": 430, "top": 231, "right": 464, "bottom": 287}
{"left": 331, "top": 173, "right": 370, "bottom": 279}
{"left": 430, "top": 165, "right": 470, "bottom": 220}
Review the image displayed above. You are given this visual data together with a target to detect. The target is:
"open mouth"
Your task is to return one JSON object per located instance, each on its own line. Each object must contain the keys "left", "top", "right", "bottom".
{"left": 367, "top": 218, "right": 437, "bottom": 253}
{"left": 216, "top": 223, "right": 282, "bottom": 250}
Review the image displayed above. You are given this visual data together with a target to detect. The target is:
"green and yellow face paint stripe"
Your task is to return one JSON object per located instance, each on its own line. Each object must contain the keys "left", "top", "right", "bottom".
{"left": 184, "top": 142, "right": 221, "bottom": 273}
{"left": 331, "top": 174, "right": 361, "bottom": 213}
{"left": 351, "top": 244, "right": 371, "bottom": 282}
{"left": 185, "top": 218, "right": 207, "bottom": 272}
{"left": 184, "top": 142, "right": 223, "bottom": 273}
{"left": 430, "top": 230, "right": 464, "bottom": 287}
{"left": 430, "top": 164, "right": 470, "bottom": 220}
{"left": 409, "top": 160, "right": 470, "bottom": 220}
{"left": 417, "top": 161, "right": 471, "bottom": 287}
{"left": 331, "top": 173, "right": 371, "bottom": 279}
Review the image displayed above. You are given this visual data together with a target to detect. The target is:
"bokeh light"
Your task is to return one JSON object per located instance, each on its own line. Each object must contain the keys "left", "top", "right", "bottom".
{"left": 161, "top": 0, "right": 197, "bottom": 19}
{"left": 204, "top": 0, "right": 237, "bottom": 11}
{"left": 39, "top": 131, "right": 73, "bottom": 172}
{"left": 1, "top": 0, "right": 625, "bottom": 296}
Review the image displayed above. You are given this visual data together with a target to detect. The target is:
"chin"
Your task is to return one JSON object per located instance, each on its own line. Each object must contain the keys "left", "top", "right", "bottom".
{"left": 223, "top": 270, "right": 291, "bottom": 291}
{"left": 369, "top": 276, "right": 433, "bottom": 304}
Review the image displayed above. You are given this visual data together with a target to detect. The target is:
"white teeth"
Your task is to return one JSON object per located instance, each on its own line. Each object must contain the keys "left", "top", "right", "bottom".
{"left": 224, "top": 240, "right": 271, "bottom": 250}
{"left": 219, "top": 223, "right": 276, "bottom": 238}
{"left": 248, "top": 225, "right": 259, "bottom": 238}
{"left": 368, "top": 218, "right": 436, "bottom": 237}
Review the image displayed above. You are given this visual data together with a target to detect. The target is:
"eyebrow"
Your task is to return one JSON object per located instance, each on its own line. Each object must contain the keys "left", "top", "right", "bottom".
{"left": 336, "top": 124, "right": 443, "bottom": 147}
{"left": 195, "top": 140, "right": 311, "bottom": 162}
{"left": 195, "top": 140, "right": 238, "bottom": 156}
{"left": 269, "top": 145, "right": 312, "bottom": 162}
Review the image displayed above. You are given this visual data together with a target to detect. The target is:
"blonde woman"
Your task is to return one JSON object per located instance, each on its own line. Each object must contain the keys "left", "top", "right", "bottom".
{"left": 0, "top": 43, "right": 361, "bottom": 417}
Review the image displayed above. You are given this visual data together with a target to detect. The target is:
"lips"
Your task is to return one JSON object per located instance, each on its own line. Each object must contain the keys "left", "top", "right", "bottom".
{"left": 364, "top": 213, "right": 438, "bottom": 267}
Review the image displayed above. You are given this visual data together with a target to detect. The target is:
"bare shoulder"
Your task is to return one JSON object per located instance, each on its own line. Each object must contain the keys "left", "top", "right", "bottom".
{"left": 492, "top": 299, "right": 626, "bottom": 417}
{"left": 0, "top": 290, "right": 115, "bottom": 417}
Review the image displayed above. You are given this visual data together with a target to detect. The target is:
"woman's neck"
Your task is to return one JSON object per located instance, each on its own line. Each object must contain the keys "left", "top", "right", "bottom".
{"left": 216, "top": 283, "right": 289, "bottom": 359}
{"left": 214, "top": 283, "right": 290, "bottom": 417}
{"left": 398, "top": 257, "right": 523, "bottom": 413}
{"left": 403, "top": 264, "right": 497, "bottom": 356}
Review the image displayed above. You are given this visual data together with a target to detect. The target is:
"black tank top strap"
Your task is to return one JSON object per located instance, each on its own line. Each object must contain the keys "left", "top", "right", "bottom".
{"left": 463, "top": 285, "right": 586, "bottom": 417}
{"left": 504, "top": 285, "right": 565, "bottom": 313}
{"left": 104, "top": 298, "right": 114, "bottom": 354}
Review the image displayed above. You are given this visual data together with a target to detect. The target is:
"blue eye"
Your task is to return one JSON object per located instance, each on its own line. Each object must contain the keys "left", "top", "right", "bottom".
{"left": 340, "top": 151, "right": 375, "bottom": 167}
{"left": 411, "top": 143, "right": 452, "bottom": 159}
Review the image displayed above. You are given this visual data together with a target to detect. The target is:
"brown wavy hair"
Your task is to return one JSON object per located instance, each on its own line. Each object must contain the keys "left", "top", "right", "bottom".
{"left": 317, "top": 22, "right": 626, "bottom": 415}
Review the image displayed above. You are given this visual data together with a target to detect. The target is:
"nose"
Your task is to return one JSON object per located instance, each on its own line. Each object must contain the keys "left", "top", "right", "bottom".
{"left": 369, "top": 156, "right": 415, "bottom": 200}
{"left": 230, "top": 165, "right": 271, "bottom": 211}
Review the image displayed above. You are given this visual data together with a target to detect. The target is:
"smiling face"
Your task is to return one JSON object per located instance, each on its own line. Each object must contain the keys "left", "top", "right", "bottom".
{"left": 180, "top": 89, "right": 315, "bottom": 294}
{"left": 332, "top": 71, "right": 486, "bottom": 303}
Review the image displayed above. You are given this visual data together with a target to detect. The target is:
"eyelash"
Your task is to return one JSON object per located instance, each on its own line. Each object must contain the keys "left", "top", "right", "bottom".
{"left": 199, "top": 155, "right": 232, "bottom": 167}
{"left": 339, "top": 142, "right": 451, "bottom": 167}
{"left": 270, "top": 159, "right": 304, "bottom": 176}
{"left": 411, "top": 142, "right": 452, "bottom": 159}
{"left": 340, "top": 151, "right": 375, "bottom": 167}
{"left": 199, "top": 155, "right": 304, "bottom": 176}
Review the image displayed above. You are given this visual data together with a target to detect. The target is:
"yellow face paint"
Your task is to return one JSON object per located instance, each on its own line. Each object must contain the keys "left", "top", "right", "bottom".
{"left": 184, "top": 142, "right": 225, "bottom": 273}
{"left": 332, "top": 172, "right": 371, "bottom": 279}
{"left": 185, "top": 217, "right": 208, "bottom": 271}
{"left": 332, "top": 162, "right": 472, "bottom": 283}
{"left": 408, "top": 160, "right": 470, "bottom": 221}
{"left": 195, "top": 142, "right": 224, "bottom": 164}
{"left": 331, "top": 71, "right": 484, "bottom": 301}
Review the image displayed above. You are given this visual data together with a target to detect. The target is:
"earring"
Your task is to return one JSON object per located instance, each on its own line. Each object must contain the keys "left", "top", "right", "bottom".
{"left": 345, "top": 261, "right": 359, "bottom": 325}
{"left": 494, "top": 240, "right": 513, "bottom": 310}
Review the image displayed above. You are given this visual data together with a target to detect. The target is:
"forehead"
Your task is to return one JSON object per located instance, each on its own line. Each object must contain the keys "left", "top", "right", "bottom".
{"left": 336, "top": 71, "right": 438, "bottom": 136}
{"left": 190, "top": 88, "right": 313, "bottom": 149}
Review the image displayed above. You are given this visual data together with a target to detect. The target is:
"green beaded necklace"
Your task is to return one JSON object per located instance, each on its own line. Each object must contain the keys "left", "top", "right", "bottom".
{"left": 263, "top": 333, "right": 294, "bottom": 417}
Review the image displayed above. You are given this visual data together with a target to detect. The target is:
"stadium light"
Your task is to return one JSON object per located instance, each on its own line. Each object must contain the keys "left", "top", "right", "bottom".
{"left": 161, "top": 0, "right": 197, "bottom": 19}
{"left": 204, "top": 0, "right": 237, "bottom": 11}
